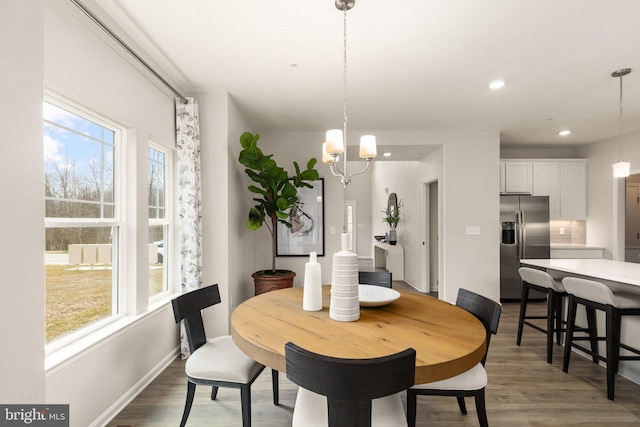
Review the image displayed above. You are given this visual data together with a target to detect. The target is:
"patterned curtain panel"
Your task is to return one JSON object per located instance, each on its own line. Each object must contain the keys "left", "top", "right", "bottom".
{"left": 176, "top": 97, "right": 203, "bottom": 358}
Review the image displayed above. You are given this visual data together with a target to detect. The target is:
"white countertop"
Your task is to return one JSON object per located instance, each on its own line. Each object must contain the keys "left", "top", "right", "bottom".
{"left": 520, "top": 258, "right": 640, "bottom": 287}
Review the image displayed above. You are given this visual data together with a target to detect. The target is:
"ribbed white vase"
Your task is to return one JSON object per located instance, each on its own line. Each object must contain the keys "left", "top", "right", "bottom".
{"left": 330, "top": 233, "right": 359, "bottom": 322}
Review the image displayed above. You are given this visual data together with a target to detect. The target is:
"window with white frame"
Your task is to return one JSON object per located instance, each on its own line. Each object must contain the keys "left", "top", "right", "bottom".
{"left": 43, "top": 97, "right": 122, "bottom": 344}
{"left": 148, "top": 144, "right": 170, "bottom": 298}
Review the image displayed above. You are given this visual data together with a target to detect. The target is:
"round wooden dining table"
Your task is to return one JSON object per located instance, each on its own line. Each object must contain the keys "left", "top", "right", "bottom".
{"left": 231, "top": 286, "right": 486, "bottom": 384}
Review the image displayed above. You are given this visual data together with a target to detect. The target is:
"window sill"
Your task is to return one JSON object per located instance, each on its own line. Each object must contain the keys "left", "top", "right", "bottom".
{"left": 45, "top": 291, "right": 180, "bottom": 373}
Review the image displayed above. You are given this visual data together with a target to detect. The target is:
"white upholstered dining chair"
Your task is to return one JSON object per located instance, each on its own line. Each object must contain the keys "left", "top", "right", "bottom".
{"left": 407, "top": 288, "right": 502, "bottom": 427}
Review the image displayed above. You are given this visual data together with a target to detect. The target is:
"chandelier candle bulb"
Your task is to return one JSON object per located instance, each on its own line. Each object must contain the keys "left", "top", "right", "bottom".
{"left": 359, "top": 135, "right": 377, "bottom": 159}
{"left": 325, "top": 129, "right": 344, "bottom": 154}
{"left": 322, "top": 142, "right": 335, "bottom": 164}
{"left": 303, "top": 251, "right": 323, "bottom": 311}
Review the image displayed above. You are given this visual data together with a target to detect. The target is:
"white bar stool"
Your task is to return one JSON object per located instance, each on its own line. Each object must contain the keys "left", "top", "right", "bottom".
{"left": 517, "top": 267, "right": 568, "bottom": 363}
{"left": 562, "top": 277, "right": 640, "bottom": 400}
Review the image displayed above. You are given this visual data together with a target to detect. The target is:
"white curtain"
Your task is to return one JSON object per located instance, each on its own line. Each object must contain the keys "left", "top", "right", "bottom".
{"left": 176, "top": 97, "right": 203, "bottom": 357}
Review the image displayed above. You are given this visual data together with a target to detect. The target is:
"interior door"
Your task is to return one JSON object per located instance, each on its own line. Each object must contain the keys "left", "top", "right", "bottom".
{"left": 429, "top": 182, "right": 438, "bottom": 293}
{"left": 624, "top": 183, "right": 640, "bottom": 248}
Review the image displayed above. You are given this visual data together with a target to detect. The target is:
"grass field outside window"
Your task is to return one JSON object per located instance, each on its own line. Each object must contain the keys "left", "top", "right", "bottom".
{"left": 45, "top": 256, "right": 164, "bottom": 342}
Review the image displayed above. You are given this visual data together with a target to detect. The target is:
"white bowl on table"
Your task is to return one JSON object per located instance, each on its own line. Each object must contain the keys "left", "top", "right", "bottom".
{"left": 358, "top": 285, "right": 400, "bottom": 307}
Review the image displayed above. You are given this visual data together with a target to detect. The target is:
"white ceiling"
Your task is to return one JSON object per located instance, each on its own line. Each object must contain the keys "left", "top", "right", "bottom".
{"left": 94, "top": 0, "right": 640, "bottom": 149}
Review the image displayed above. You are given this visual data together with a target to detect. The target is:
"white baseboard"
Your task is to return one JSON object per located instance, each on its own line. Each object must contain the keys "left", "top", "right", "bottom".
{"left": 91, "top": 347, "right": 180, "bottom": 427}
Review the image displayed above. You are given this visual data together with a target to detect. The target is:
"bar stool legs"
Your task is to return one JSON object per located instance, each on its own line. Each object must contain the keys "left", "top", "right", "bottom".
{"left": 562, "top": 290, "right": 640, "bottom": 401}
{"left": 516, "top": 280, "right": 566, "bottom": 364}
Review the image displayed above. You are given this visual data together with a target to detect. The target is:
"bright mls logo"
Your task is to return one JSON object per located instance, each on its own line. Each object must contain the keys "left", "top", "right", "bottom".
{"left": 0, "top": 405, "right": 68, "bottom": 426}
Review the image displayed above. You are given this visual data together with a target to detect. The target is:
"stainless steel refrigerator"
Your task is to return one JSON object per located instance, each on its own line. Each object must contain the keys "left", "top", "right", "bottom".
{"left": 500, "top": 195, "right": 550, "bottom": 300}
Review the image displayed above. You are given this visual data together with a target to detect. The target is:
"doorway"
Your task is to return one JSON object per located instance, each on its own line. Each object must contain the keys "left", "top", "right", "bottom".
{"left": 625, "top": 174, "right": 640, "bottom": 263}
{"left": 422, "top": 180, "right": 439, "bottom": 294}
{"left": 344, "top": 200, "right": 356, "bottom": 252}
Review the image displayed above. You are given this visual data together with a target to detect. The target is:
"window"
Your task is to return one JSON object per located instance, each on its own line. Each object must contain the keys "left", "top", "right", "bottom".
{"left": 148, "top": 144, "right": 170, "bottom": 298}
{"left": 44, "top": 97, "right": 122, "bottom": 343}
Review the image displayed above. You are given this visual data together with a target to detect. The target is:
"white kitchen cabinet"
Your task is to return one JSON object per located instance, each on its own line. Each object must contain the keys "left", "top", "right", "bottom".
{"left": 499, "top": 162, "right": 505, "bottom": 193}
{"left": 533, "top": 162, "right": 561, "bottom": 219}
{"left": 504, "top": 159, "right": 587, "bottom": 220}
{"left": 560, "top": 161, "right": 587, "bottom": 219}
{"left": 504, "top": 161, "right": 532, "bottom": 194}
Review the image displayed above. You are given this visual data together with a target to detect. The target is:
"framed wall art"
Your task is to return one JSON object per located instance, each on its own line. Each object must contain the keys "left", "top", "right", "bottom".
{"left": 276, "top": 178, "right": 324, "bottom": 256}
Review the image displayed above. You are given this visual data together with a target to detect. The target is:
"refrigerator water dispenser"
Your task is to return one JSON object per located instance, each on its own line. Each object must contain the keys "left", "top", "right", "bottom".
{"left": 501, "top": 222, "right": 516, "bottom": 244}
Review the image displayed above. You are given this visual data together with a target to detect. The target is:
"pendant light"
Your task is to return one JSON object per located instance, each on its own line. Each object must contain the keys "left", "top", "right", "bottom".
{"left": 322, "top": 0, "right": 377, "bottom": 187}
{"left": 612, "top": 68, "right": 631, "bottom": 178}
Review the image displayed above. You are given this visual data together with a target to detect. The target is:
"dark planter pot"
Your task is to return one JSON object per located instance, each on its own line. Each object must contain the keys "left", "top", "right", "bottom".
{"left": 253, "top": 270, "right": 296, "bottom": 296}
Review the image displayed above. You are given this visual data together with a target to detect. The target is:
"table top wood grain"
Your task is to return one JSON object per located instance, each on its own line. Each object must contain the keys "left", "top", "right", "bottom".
{"left": 231, "top": 286, "right": 487, "bottom": 384}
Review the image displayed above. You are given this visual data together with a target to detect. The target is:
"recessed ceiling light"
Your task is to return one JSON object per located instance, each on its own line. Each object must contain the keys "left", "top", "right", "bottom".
{"left": 558, "top": 130, "right": 571, "bottom": 136}
{"left": 489, "top": 80, "right": 505, "bottom": 90}
{"left": 383, "top": 152, "right": 392, "bottom": 157}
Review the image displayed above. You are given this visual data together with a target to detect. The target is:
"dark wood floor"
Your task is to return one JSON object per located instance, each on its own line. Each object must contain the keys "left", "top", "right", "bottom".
{"left": 108, "top": 284, "right": 640, "bottom": 426}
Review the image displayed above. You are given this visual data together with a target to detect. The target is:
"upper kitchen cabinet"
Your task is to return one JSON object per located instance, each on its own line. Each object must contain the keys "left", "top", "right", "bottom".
{"left": 502, "top": 161, "right": 532, "bottom": 194}
{"left": 559, "top": 161, "right": 587, "bottom": 219}
{"left": 532, "top": 159, "right": 587, "bottom": 220}
{"left": 533, "top": 162, "right": 561, "bottom": 218}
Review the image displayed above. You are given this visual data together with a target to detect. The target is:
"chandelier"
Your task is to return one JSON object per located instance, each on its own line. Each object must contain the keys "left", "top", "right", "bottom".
{"left": 612, "top": 68, "right": 631, "bottom": 178}
{"left": 322, "top": 0, "right": 377, "bottom": 187}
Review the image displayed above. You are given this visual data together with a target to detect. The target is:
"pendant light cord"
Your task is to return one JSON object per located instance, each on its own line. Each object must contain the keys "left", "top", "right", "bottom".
{"left": 618, "top": 73, "right": 624, "bottom": 162}
{"left": 342, "top": 3, "right": 349, "bottom": 169}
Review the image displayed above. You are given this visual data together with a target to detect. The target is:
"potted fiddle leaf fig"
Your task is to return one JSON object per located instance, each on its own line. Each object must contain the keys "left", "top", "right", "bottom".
{"left": 238, "top": 132, "right": 320, "bottom": 295}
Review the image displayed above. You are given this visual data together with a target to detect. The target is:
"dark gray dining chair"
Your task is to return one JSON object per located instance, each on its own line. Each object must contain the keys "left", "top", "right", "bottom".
{"left": 285, "top": 341, "right": 415, "bottom": 427}
{"left": 171, "top": 284, "right": 278, "bottom": 427}
{"left": 358, "top": 269, "right": 392, "bottom": 288}
{"left": 407, "top": 288, "right": 502, "bottom": 427}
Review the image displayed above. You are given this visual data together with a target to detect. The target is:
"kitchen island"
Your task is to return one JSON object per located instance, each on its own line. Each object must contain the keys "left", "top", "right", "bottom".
{"left": 520, "top": 258, "right": 640, "bottom": 386}
{"left": 520, "top": 258, "right": 640, "bottom": 291}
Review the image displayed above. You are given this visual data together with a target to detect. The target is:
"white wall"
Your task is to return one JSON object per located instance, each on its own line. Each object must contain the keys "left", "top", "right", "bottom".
{"left": 501, "top": 146, "right": 577, "bottom": 159}
{"left": 199, "top": 91, "right": 261, "bottom": 334}
{"left": 0, "top": 0, "right": 46, "bottom": 404}
{"left": 199, "top": 91, "right": 232, "bottom": 336}
{"left": 440, "top": 134, "right": 500, "bottom": 302}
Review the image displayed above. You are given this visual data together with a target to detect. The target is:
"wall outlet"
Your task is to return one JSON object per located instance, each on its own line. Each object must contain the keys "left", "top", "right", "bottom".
{"left": 559, "top": 227, "right": 565, "bottom": 235}
{"left": 466, "top": 226, "right": 481, "bottom": 235}
{"left": 330, "top": 226, "right": 336, "bottom": 234}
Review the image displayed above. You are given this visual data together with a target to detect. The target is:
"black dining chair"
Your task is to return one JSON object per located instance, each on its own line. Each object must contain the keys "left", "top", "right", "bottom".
{"left": 407, "top": 288, "right": 502, "bottom": 427}
{"left": 358, "top": 269, "right": 393, "bottom": 288}
{"left": 171, "top": 284, "right": 279, "bottom": 427}
{"left": 285, "top": 341, "right": 416, "bottom": 427}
